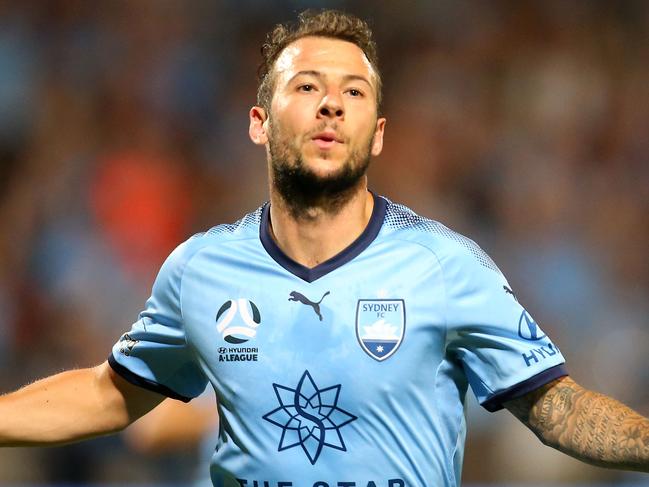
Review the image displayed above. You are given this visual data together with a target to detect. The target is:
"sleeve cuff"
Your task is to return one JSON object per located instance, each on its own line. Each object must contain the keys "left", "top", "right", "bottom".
{"left": 108, "top": 353, "right": 192, "bottom": 403}
{"left": 481, "top": 364, "right": 569, "bottom": 412}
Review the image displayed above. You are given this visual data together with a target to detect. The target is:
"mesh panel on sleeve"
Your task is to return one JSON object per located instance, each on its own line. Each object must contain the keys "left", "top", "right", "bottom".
{"left": 206, "top": 206, "right": 264, "bottom": 237}
{"left": 384, "top": 200, "right": 501, "bottom": 273}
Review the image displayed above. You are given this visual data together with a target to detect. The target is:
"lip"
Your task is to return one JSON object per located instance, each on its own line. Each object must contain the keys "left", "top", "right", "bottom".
{"left": 312, "top": 138, "right": 338, "bottom": 150}
{"left": 312, "top": 130, "right": 344, "bottom": 143}
{"left": 311, "top": 131, "right": 344, "bottom": 150}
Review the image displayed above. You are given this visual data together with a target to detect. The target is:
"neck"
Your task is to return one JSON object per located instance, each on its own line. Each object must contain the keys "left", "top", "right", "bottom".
{"left": 268, "top": 181, "right": 374, "bottom": 268}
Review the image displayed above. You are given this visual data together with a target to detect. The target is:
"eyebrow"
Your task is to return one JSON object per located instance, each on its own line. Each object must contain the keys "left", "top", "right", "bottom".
{"left": 287, "top": 70, "right": 373, "bottom": 88}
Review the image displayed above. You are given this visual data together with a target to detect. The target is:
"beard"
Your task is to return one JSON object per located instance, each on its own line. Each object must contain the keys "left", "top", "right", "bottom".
{"left": 268, "top": 120, "right": 374, "bottom": 220}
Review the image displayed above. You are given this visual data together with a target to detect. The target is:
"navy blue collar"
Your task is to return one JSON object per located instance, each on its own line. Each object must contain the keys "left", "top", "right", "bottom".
{"left": 259, "top": 193, "right": 387, "bottom": 283}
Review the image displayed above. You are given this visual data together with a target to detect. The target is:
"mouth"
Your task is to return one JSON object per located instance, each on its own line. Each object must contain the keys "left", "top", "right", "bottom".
{"left": 311, "top": 131, "right": 343, "bottom": 150}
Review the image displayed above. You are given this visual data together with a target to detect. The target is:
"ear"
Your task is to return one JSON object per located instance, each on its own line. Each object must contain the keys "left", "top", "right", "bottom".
{"left": 249, "top": 106, "right": 269, "bottom": 145}
{"left": 370, "top": 117, "right": 386, "bottom": 156}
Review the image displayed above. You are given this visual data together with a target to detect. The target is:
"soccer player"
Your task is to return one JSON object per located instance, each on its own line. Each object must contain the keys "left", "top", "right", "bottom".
{"left": 1, "top": 9, "right": 647, "bottom": 487}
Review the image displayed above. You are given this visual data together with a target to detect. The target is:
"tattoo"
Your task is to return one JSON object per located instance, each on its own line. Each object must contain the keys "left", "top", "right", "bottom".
{"left": 505, "top": 377, "right": 649, "bottom": 472}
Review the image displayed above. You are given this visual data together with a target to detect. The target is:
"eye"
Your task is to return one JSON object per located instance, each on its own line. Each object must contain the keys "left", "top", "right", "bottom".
{"left": 298, "top": 84, "right": 315, "bottom": 92}
{"left": 347, "top": 88, "right": 363, "bottom": 97}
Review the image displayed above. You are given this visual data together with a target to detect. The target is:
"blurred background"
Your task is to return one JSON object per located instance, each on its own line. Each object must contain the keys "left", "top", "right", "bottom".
{"left": 0, "top": 0, "right": 648, "bottom": 485}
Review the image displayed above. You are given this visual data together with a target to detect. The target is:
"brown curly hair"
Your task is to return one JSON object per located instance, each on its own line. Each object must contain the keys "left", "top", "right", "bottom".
{"left": 257, "top": 9, "right": 382, "bottom": 114}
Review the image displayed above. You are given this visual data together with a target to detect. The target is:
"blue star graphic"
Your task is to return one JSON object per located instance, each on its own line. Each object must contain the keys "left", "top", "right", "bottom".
{"left": 262, "top": 370, "right": 357, "bottom": 465}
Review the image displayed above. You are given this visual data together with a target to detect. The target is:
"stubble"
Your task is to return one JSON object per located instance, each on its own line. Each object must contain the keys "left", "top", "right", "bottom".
{"left": 268, "top": 119, "right": 374, "bottom": 220}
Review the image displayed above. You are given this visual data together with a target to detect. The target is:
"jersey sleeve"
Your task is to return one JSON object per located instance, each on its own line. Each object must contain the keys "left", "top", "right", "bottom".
{"left": 441, "top": 243, "right": 568, "bottom": 412}
{"left": 108, "top": 238, "right": 208, "bottom": 402}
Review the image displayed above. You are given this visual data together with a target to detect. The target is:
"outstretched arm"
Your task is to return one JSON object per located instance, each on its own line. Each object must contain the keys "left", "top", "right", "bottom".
{"left": 0, "top": 361, "right": 164, "bottom": 447}
{"left": 505, "top": 376, "right": 649, "bottom": 472}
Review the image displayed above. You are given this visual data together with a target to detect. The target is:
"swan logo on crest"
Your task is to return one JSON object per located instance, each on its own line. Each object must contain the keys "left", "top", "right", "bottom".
{"left": 216, "top": 299, "right": 261, "bottom": 344}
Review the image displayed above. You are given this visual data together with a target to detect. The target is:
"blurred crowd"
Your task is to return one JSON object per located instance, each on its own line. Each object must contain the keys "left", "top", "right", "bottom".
{"left": 0, "top": 0, "right": 647, "bottom": 484}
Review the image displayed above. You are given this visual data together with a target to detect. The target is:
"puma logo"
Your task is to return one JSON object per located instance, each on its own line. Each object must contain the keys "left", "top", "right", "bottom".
{"left": 288, "top": 291, "right": 330, "bottom": 321}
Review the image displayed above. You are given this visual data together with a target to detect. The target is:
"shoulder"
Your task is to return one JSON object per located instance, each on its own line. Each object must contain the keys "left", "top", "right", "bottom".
{"left": 200, "top": 205, "right": 265, "bottom": 243}
{"left": 159, "top": 205, "right": 265, "bottom": 279}
{"left": 380, "top": 196, "right": 502, "bottom": 276}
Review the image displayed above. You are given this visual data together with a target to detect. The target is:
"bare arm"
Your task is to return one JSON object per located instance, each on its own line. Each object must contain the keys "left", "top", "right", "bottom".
{"left": 505, "top": 376, "right": 649, "bottom": 472}
{"left": 0, "top": 361, "right": 165, "bottom": 447}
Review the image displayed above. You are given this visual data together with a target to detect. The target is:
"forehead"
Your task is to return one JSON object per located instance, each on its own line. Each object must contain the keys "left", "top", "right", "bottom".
{"left": 274, "top": 36, "right": 376, "bottom": 85}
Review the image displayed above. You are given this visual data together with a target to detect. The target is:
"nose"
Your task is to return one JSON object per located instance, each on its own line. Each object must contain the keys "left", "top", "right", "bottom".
{"left": 317, "top": 93, "right": 344, "bottom": 120}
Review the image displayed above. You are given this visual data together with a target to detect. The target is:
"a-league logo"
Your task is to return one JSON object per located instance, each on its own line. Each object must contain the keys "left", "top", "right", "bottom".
{"left": 356, "top": 299, "right": 405, "bottom": 361}
{"left": 216, "top": 298, "right": 261, "bottom": 344}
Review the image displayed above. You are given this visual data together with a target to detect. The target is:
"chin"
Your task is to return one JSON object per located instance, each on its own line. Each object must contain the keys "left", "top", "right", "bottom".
{"left": 302, "top": 154, "right": 348, "bottom": 174}
{"left": 305, "top": 164, "right": 351, "bottom": 182}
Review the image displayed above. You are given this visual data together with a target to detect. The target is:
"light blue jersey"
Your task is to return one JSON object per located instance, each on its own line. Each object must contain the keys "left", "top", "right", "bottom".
{"left": 110, "top": 194, "right": 567, "bottom": 487}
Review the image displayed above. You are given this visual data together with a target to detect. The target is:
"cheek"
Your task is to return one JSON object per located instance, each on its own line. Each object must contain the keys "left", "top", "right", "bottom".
{"left": 273, "top": 104, "right": 300, "bottom": 140}
{"left": 269, "top": 119, "right": 303, "bottom": 156}
{"left": 271, "top": 94, "right": 290, "bottom": 115}
{"left": 351, "top": 116, "right": 379, "bottom": 149}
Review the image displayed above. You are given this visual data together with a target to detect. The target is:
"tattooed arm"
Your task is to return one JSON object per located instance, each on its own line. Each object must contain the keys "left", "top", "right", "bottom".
{"left": 504, "top": 376, "right": 649, "bottom": 472}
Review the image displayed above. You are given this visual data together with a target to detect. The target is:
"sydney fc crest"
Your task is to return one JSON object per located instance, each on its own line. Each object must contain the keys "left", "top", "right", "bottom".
{"left": 356, "top": 299, "right": 406, "bottom": 361}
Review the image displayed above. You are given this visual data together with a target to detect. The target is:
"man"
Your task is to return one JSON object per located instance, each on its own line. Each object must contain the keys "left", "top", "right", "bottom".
{"left": 1, "top": 9, "right": 647, "bottom": 487}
